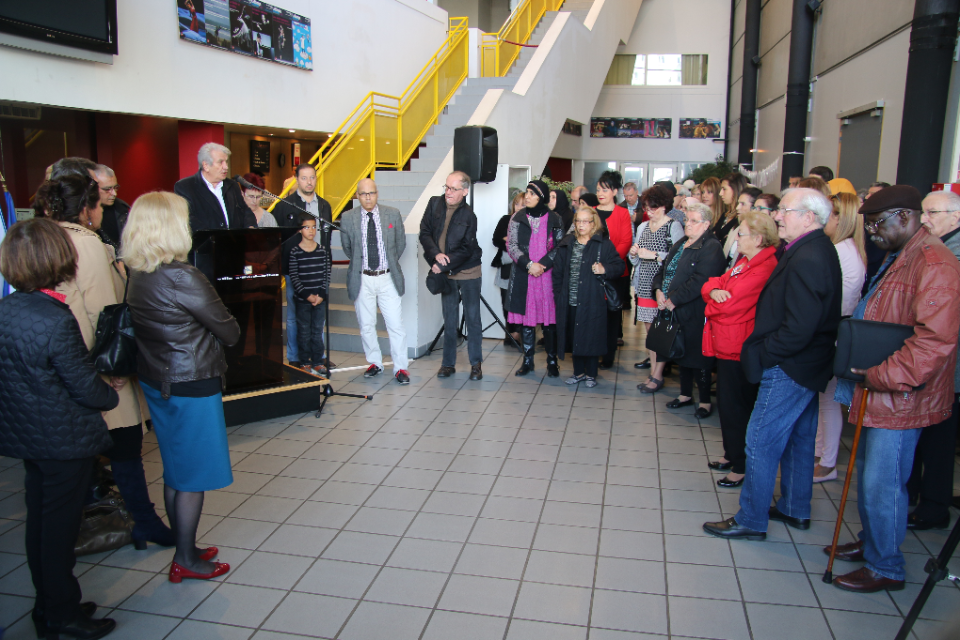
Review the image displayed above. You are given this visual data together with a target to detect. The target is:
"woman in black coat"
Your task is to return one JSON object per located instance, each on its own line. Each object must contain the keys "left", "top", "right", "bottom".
{"left": 643, "top": 202, "right": 726, "bottom": 418}
{"left": 492, "top": 192, "right": 524, "bottom": 348}
{"left": 553, "top": 206, "right": 625, "bottom": 387}
{"left": 0, "top": 219, "right": 119, "bottom": 639}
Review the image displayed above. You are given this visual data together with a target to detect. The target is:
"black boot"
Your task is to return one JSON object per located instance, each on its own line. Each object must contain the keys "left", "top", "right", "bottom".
{"left": 111, "top": 458, "right": 175, "bottom": 549}
{"left": 515, "top": 327, "right": 536, "bottom": 376}
{"left": 543, "top": 325, "right": 559, "bottom": 377}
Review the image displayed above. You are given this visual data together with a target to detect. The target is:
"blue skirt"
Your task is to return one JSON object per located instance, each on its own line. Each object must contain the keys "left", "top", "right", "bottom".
{"left": 141, "top": 384, "right": 233, "bottom": 492}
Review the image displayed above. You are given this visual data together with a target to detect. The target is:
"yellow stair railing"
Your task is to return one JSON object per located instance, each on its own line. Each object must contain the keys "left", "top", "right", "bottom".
{"left": 480, "top": 0, "right": 564, "bottom": 78}
{"left": 269, "top": 17, "right": 470, "bottom": 218}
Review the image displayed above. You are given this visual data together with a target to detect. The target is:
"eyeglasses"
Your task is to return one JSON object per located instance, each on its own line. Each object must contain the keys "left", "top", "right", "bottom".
{"left": 443, "top": 185, "right": 465, "bottom": 193}
{"left": 687, "top": 217, "right": 706, "bottom": 225}
{"left": 100, "top": 185, "right": 120, "bottom": 193}
{"left": 753, "top": 206, "right": 773, "bottom": 212}
{"left": 775, "top": 207, "right": 811, "bottom": 217}
{"left": 922, "top": 209, "right": 959, "bottom": 216}
{"left": 358, "top": 191, "right": 378, "bottom": 197}
{"left": 737, "top": 231, "right": 758, "bottom": 238}
{"left": 865, "top": 209, "right": 910, "bottom": 233}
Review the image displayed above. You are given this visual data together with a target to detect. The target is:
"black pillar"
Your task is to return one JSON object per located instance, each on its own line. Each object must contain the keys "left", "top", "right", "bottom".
{"left": 780, "top": 0, "right": 816, "bottom": 189}
{"left": 896, "top": 0, "right": 960, "bottom": 192}
{"left": 738, "top": 0, "right": 762, "bottom": 168}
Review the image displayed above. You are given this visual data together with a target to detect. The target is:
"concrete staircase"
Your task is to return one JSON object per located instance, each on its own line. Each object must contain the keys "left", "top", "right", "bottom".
{"left": 320, "top": 7, "right": 576, "bottom": 355}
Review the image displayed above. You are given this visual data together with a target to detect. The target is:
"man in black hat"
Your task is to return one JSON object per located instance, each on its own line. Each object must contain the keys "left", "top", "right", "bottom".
{"left": 828, "top": 185, "right": 960, "bottom": 593}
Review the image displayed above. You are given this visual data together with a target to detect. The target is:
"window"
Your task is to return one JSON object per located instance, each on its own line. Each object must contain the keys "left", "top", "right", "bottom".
{"left": 604, "top": 54, "right": 708, "bottom": 86}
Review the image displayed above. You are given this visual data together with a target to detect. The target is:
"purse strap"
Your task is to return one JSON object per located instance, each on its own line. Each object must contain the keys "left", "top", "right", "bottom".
{"left": 112, "top": 261, "right": 130, "bottom": 303}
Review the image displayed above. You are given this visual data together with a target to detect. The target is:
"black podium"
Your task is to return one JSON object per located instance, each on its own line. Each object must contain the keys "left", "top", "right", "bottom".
{"left": 191, "top": 228, "right": 322, "bottom": 424}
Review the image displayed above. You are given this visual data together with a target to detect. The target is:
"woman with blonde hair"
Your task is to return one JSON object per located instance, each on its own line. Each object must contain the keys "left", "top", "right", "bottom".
{"left": 123, "top": 192, "right": 239, "bottom": 583}
{"left": 34, "top": 175, "right": 175, "bottom": 551}
{"left": 813, "top": 191, "right": 867, "bottom": 482}
{"left": 699, "top": 177, "right": 724, "bottom": 231}
{"left": 715, "top": 172, "right": 748, "bottom": 245}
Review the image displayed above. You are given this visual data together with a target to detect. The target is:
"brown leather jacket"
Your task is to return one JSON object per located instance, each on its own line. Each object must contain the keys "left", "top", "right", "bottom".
{"left": 855, "top": 227, "right": 960, "bottom": 429}
{"left": 127, "top": 262, "right": 240, "bottom": 396}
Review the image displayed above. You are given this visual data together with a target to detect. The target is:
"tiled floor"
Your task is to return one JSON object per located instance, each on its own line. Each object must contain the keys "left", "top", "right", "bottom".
{"left": 2, "top": 324, "right": 960, "bottom": 640}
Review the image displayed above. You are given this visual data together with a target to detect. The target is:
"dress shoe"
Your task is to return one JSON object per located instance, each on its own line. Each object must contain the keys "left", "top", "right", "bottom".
{"left": 822, "top": 539, "right": 864, "bottom": 562}
{"left": 638, "top": 378, "right": 663, "bottom": 394}
{"left": 717, "top": 475, "right": 744, "bottom": 488}
{"left": 907, "top": 512, "right": 950, "bottom": 530}
{"left": 666, "top": 398, "right": 693, "bottom": 409}
{"left": 33, "top": 603, "right": 97, "bottom": 638}
{"left": 199, "top": 547, "right": 218, "bottom": 561}
{"left": 169, "top": 560, "right": 230, "bottom": 583}
{"left": 702, "top": 517, "right": 766, "bottom": 540}
{"left": 437, "top": 366, "right": 456, "bottom": 378}
{"left": 708, "top": 460, "right": 733, "bottom": 471}
{"left": 634, "top": 359, "right": 651, "bottom": 369}
{"left": 833, "top": 567, "right": 905, "bottom": 593}
{"left": 44, "top": 613, "right": 116, "bottom": 640}
{"left": 768, "top": 505, "right": 810, "bottom": 530}
{"left": 812, "top": 465, "right": 837, "bottom": 483}
{"left": 469, "top": 364, "right": 483, "bottom": 381}
{"left": 695, "top": 406, "right": 713, "bottom": 419}
{"left": 515, "top": 362, "right": 534, "bottom": 376}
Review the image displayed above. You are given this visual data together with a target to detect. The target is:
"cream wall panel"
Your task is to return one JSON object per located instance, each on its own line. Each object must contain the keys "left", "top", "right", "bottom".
{"left": 756, "top": 37, "right": 790, "bottom": 107}
{"left": 758, "top": 0, "right": 792, "bottom": 57}
{"left": 812, "top": 0, "right": 912, "bottom": 75}
{"left": 753, "top": 96, "right": 786, "bottom": 187}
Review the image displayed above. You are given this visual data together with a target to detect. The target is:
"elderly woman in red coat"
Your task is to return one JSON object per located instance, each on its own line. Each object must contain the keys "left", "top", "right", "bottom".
{"left": 702, "top": 211, "right": 780, "bottom": 488}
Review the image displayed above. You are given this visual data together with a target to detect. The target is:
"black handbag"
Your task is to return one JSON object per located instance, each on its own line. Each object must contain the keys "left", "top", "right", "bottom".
{"left": 74, "top": 491, "right": 134, "bottom": 557}
{"left": 646, "top": 308, "right": 685, "bottom": 360}
{"left": 426, "top": 270, "right": 454, "bottom": 295}
{"left": 833, "top": 318, "right": 915, "bottom": 382}
{"left": 596, "top": 274, "right": 621, "bottom": 311}
{"left": 90, "top": 266, "right": 138, "bottom": 377}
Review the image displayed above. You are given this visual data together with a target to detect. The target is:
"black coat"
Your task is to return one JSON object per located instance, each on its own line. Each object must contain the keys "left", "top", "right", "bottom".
{"left": 652, "top": 232, "right": 727, "bottom": 369}
{"left": 0, "top": 292, "right": 118, "bottom": 460}
{"left": 99, "top": 198, "right": 130, "bottom": 248}
{"left": 491, "top": 213, "right": 513, "bottom": 280}
{"left": 741, "top": 229, "right": 842, "bottom": 392}
{"left": 419, "top": 196, "right": 482, "bottom": 274}
{"left": 506, "top": 209, "right": 565, "bottom": 315}
{"left": 553, "top": 234, "right": 626, "bottom": 357}
{"left": 275, "top": 191, "right": 333, "bottom": 276}
{"left": 174, "top": 171, "right": 258, "bottom": 234}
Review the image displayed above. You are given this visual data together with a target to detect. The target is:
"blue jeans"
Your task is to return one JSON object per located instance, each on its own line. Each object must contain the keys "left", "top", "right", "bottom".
{"left": 285, "top": 275, "right": 298, "bottom": 362}
{"left": 857, "top": 426, "right": 921, "bottom": 581}
{"left": 735, "top": 366, "right": 819, "bottom": 532}
{"left": 295, "top": 298, "right": 327, "bottom": 366}
{"left": 441, "top": 277, "right": 483, "bottom": 368}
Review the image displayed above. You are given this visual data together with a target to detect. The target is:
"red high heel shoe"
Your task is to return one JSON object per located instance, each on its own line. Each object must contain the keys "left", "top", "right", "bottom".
{"left": 169, "top": 560, "right": 229, "bottom": 583}
{"left": 199, "top": 547, "right": 219, "bottom": 561}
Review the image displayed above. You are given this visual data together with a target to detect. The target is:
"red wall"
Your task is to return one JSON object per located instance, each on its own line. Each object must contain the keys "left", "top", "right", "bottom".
{"left": 546, "top": 156, "right": 573, "bottom": 183}
{"left": 102, "top": 115, "right": 180, "bottom": 204}
{"left": 178, "top": 121, "right": 225, "bottom": 179}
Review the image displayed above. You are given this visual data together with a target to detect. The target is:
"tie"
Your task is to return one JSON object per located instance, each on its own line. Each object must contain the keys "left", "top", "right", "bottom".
{"left": 367, "top": 212, "right": 380, "bottom": 270}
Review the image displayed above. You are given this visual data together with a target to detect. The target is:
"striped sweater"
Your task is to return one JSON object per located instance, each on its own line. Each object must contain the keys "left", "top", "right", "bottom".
{"left": 289, "top": 243, "right": 331, "bottom": 301}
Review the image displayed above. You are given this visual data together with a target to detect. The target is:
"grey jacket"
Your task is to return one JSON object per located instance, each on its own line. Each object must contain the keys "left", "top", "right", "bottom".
{"left": 943, "top": 229, "right": 960, "bottom": 392}
{"left": 339, "top": 204, "right": 406, "bottom": 301}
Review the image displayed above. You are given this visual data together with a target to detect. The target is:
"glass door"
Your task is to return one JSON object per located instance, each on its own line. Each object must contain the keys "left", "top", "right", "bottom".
{"left": 649, "top": 163, "right": 678, "bottom": 186}
{"left": 620, "top": 164, "right": 645, "bottom": 191}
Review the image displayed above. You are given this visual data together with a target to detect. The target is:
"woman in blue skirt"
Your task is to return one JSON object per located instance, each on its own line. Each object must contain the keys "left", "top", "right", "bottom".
{"left": 122, "top": 192, "right": 240, "bottom": 583}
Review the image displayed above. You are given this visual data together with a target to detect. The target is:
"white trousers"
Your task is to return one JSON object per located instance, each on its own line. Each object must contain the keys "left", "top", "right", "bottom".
{"left": 814, "top": 376, "right": 843, "bottom": 468}
{"left": 355, "top": 273, "right": 408, "bottom": 371}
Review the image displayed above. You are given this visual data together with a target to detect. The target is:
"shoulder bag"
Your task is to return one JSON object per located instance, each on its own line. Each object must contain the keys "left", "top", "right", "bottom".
{"left": 646, "top": 308, "right": 685, "bottom": 360}
{"left": 90, "top": 265, "right": 139, "bottom": 377}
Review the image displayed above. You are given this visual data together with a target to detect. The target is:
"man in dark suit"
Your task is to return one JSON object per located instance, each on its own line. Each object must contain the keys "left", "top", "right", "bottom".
{"left": 93, "top": 164, "right": 128, "bottom": 248}
{"left": 704, "top": 187, "right": 842, "bottom": 540}
{"left": 173, "top": 142, "right": 257, "bottom": 233}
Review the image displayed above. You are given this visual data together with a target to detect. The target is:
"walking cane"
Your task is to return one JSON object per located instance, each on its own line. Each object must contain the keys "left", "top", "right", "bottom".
{"left": 823, "top": 388, "right": 870, "bottom": 584}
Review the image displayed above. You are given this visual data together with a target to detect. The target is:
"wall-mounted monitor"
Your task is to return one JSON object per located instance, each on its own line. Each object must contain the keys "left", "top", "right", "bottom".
{"left": 0, "top": 0, "right": 118, "bottom": 56}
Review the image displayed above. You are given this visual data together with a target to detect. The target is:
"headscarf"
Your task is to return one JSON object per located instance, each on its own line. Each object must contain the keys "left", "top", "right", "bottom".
{"left": 525, "top": 180, "right": 551, "bottom": 216}
{"left": 579, "top": 193, "right": 600, "bottom": 208}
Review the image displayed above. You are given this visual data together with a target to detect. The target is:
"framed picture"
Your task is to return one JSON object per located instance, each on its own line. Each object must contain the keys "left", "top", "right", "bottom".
{"left": 679, "top": 118, "right": 722, "bottom": 138}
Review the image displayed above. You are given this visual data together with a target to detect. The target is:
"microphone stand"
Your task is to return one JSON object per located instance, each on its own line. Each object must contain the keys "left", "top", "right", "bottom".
{"left": 238, "top": 177, "right": 371, "bottom": 416}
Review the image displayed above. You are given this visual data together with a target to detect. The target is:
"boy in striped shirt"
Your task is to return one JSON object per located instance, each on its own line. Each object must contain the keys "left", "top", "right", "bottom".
{"left": 289, "top": 214, "right": 331, "bottom": 375}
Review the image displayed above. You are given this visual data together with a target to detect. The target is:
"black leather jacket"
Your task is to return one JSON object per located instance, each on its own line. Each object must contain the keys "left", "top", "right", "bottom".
{"left": 419, "top": 195, "right": 482, "bottom": 274}
{"left": 127, "top": 262, "right": 240, "bottom": 397}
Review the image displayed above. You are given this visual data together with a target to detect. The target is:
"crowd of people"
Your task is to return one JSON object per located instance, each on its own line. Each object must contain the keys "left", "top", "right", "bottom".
{"left": 1, "top": 143, "right": 960, "bottom": 637}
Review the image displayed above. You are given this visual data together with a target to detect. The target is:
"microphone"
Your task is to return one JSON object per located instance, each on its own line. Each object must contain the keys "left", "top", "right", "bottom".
{"left": 233, "top": 175, "right": 258, "bottom": 191}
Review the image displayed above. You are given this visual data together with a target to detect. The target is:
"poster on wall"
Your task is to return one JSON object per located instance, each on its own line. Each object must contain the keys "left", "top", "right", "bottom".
{"left": 679, "top": 118, "right": 722, "bottom": 139}
{"left": 590, "top": 118, "right": 672, "bottom": 139}
{"left": 177, "top": 0, "right": 312, "bottom": 70}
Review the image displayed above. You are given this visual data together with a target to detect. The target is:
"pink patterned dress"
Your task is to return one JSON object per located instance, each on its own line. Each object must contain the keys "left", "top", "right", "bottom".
{"left": 508, "top": 213, "right": 556, "bottom": 326}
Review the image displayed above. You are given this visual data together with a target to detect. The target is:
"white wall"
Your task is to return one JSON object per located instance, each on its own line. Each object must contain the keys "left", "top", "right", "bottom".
{"left": 568, "top": 0, "right": 730, "bottom": 164}
{"left": 0, "top": 0, "right": 448, "bottom": 132}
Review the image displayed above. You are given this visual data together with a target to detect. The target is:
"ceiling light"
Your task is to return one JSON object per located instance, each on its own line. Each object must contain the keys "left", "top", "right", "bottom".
{"left": 289, "top": 129, "right": 296, "bottom": 133}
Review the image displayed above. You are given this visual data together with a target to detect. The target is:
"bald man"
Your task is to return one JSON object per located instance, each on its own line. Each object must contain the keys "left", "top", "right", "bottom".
{"left": 339, "top": 179, "right": 410, "bottom": 384}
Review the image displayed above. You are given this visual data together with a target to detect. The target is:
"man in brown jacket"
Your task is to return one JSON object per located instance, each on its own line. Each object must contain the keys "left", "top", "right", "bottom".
{"left": 829, "top": 186, "right": 960, "bottom": 593}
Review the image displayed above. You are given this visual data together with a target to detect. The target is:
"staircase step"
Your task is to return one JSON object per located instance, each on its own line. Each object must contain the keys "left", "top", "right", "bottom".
{"left": 328, "top": 303, "right": 387, "bottom": 332}
{"left": 327, "top": 326, "right": 391, "bottom": 354}
{"left": 373, "top": 171, "right": 435, "bottom": 187}
{"left": 377, "top": 184, "right": 426, "bottom": 200}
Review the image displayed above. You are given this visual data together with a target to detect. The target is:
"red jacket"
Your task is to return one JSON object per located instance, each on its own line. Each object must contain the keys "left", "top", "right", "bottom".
{"left": 853, "top": 228, "right": 960, "bottom": 430}
{"left": 701, "top": 246, "right": 778, "bottom": 361}
{"left": 604, "top": 205, "right": 632, "bottom": 277}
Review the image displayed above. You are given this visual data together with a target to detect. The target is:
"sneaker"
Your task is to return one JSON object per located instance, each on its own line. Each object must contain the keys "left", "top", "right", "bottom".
{"left": 302, "top": 364, "right": 317, "bottom": 375}
{"left": 312, "top": 364, "right": 329, "bottom": 377}
{"left": 584, "top": 377, "right": 598, "bottom": 388}
{"left": 565, "top": 374, "right": 585, "bottom": 385}
{"left": 395, "top": 370, "right": 410, "bottom": 385}
{"left": 364, "top": 364, "right": 383, "bottom": 378}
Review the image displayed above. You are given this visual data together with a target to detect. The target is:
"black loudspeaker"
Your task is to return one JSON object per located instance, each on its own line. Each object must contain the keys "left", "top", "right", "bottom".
{"left": 453, "top": 126, "right": 498, "bottom": 183}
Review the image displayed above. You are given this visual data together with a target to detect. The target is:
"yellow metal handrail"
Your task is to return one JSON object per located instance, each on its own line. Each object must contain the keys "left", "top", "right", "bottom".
{"left": 480, "top": 0, "right": 563, "bottom": 77}
{"left": 269, "top": 17, "right": 470, "bottom": 217}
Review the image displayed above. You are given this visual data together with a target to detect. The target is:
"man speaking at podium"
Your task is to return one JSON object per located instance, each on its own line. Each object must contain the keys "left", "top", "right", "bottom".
{"left": 174, "top": 142, "right": 257, "bottom": 233}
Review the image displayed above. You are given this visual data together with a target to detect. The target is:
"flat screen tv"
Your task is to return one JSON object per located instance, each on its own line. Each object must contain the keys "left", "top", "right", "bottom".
{"left": 0, "top": 0, "right": 118, "bottom": 55}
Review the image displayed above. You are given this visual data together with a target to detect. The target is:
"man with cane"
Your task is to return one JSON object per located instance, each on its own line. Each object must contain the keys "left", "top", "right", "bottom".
{"left": 829, "top": 186, "right": 960, "bottom": 593}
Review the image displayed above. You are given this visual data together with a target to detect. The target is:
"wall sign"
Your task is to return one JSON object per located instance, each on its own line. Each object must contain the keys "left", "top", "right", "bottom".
{"left": 679, "top": 118, "right": 722, "bottom": 139}
{"left": 590, "top": 118, "right": 672, "bottom": 139}
{"left": 177, "top": 0, "right": 313, "bottom": 70}
{"left": 250, "top": 140, "right": 271, "bottom": 172}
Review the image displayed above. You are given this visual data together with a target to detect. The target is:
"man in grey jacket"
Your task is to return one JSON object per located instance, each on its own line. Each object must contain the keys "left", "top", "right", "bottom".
{"left": 908, "top": 189, "right": 960, "bottom": 528}
{"left": 339, "top": 179, "right": 410, "bottom": 384}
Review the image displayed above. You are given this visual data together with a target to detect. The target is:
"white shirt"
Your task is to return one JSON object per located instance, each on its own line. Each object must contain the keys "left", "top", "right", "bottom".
{"left": 835, "top": 238, "right": 867, "bottom": 316}
{"left": 202, "top": 175, "right": 229, "bottom": 227}
{"left": 359, "top": 205, "right": 389, "bottom": 271}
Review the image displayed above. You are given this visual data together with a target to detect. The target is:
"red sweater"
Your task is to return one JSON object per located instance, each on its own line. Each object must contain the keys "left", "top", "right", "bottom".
{"left": 701, "top": 246, "right": 778, "bottom": 361}
{"left": 602, "top": 205, "right": 632, "bottom": 277}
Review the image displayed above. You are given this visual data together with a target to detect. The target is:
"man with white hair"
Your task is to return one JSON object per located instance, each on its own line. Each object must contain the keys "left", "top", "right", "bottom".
{"left": 704, "top": 188, "right": 842, "bottom": 540}
{"left": 174, "top": 142, "right": 257, "bottom": 233}
{"left": 93, "top": 164, "right": 129, "bottom": 247}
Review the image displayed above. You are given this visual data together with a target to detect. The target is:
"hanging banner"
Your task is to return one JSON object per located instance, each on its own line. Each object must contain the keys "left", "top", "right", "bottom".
{"left": 177, "top": 0, "right": 312, "bottom": 70}
{"left": 590, "top": 118, "right": 672, "bottom": 139}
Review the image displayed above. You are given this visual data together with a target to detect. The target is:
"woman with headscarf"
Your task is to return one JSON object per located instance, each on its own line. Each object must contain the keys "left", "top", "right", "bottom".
{"left": 549, "top": 189, "right": 574, "bottom": 233}
{"left": 507, "top": 180, "right": 565, "bottom": 377}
